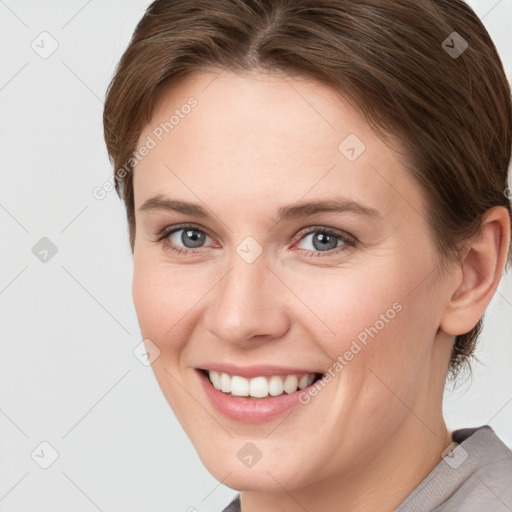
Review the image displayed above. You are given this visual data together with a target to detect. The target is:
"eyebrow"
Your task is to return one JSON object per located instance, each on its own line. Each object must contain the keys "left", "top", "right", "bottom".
{"left": 138, "top": 194, "right": 382, "bottom": 223}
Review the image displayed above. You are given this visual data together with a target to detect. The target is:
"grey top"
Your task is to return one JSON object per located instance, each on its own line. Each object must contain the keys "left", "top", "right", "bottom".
{"left": 221, "top": 425, "right": 512, "bottom": 511}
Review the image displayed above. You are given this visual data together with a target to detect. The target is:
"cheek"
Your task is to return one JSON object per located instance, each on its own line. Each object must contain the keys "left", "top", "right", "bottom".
{"left": 131, "top": 260, "right": 205, "bottom": 427}
{"left": 132, "top": 264, "right": 165, "bottom": 339}
{"left": 287, "top": 264, "right": 407, "bottom": 355}
{"left": 296, "top": 256, "right": 439, "bottom": 400}
{"left": 132, "top": 257, "right": 216, "bottom": 364}
{"left": 132, "top": 260, "right": 189, "bottom": 348}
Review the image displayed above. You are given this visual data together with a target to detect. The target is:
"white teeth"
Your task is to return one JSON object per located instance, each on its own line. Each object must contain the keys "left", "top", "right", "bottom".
{"left": 268, "top": 375, "right": 284, "bottom": 396}
{"left": 207, "top": 371, "right": 317, "bottom": 398}
{"left": 283, "top": 375, "right": 299, "bottom": 394}
{"left": 231, "top": 375, "right": 249, "bottom": 396}
{"left": 298, "top": 374, "right": 310, "bottom": 389}
{"left": 220, "top": 372, "right": 231, "bottom": 393}
{"left": 209, "top": 370, "right": 222, "bottom": 390}
{"left": 249, "top": 376, "right": 269, "bottom": 398}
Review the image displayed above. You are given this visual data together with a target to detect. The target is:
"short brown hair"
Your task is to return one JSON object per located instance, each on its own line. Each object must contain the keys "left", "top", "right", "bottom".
{"left": 103, "top": 0, "right": 512, "bottom": 377}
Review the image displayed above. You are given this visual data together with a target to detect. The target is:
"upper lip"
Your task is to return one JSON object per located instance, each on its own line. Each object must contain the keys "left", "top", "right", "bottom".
{"left": 197, "top": 363, "right": 323, "bottom": 379}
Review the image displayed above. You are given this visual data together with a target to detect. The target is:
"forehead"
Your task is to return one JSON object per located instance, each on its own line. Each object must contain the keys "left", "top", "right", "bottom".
{"left": 133, "top": 70, "right": 425, "bottom": 223}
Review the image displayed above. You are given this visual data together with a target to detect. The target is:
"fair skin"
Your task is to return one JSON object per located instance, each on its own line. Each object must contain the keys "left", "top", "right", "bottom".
{"left": 131, "top": 69, "right": 510, "bottom": 512}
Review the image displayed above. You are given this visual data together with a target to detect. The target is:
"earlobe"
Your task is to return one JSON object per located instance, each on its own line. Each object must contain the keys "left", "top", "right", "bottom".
{"left": 439, "top": 206, "right": 511, "bottom": 337}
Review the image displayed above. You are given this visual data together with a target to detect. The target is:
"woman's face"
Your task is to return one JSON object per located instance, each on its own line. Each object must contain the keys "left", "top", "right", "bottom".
{"left": 132, "top": 70, "right": 454, "bottom": 491}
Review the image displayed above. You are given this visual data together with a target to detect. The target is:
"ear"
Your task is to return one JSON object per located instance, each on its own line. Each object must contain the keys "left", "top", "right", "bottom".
{"left": 439, "top": 206, "right": 511, "bottom": 336}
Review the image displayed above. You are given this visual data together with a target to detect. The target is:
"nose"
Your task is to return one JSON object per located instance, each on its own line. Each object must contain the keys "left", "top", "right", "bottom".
{"left": 203, "top": 249, "right": 291, "bottom": 346}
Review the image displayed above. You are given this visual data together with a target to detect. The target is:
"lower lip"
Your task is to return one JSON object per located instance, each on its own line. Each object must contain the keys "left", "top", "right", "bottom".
{"left": 196, "top": 369, "right": 316, "bottom": 423}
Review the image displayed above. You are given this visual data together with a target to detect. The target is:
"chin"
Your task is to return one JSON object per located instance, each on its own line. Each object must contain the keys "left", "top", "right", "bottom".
{"left": 195, "top": 442, "right": 315, "bottom": 492}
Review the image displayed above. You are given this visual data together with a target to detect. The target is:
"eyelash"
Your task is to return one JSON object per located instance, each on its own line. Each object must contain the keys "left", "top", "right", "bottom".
{"left": 154, "top": 223, "right": 357, "bottom": 258}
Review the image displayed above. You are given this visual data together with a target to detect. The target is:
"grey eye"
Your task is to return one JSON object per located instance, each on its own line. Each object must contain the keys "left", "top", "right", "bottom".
{"left": 169, "top": 228, "right": 210, "bottom": 249}
{"left": 297, "top": 231, "right": 344, "bottom": 252}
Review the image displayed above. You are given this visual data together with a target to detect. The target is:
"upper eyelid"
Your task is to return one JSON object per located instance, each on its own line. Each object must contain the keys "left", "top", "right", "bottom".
{"left": 157, "top": 223, "right": 214, "bottom": 241}
{"left": 158, "top": 223, "right": 356, "bottom": 246}
{"left": 296, "top": 225, "right": 355, "bottom": 242}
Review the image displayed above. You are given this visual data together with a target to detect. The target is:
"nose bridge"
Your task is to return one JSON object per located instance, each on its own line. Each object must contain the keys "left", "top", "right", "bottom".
{"left": 204, "top": 244, "right": 289, "bottom": 344}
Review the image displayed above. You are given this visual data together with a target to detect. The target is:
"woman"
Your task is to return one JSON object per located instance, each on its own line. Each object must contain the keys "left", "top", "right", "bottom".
{"left": 103, "top": 0, "right": 512, "bottom": 510}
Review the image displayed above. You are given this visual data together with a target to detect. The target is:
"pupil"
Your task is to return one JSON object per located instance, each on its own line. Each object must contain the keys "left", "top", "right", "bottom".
{"left": 183, "top": 229, "right": 205, "bottom": 248}
{"left": 313, "top": 232, "right": 337, "bottom": 251}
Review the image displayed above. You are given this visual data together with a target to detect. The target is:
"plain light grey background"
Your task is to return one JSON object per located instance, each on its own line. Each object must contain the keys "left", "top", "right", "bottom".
{"left": 0, "top": 1, "right": 511, "bottom": 511}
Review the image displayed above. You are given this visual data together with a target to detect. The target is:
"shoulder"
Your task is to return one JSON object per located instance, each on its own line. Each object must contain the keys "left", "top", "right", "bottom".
{"left": 398, "top": 425, "right": 512, "bottom": 512}
{"left": 434, "top": 426, "right": 512, "bottom": 511}
{"left": 220, "top": 494, "right": 241, "bottom": 512}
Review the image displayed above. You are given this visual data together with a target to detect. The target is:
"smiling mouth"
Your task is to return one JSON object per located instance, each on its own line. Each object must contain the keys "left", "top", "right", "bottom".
{"left": 200, "top": 369, "right": 325, "bottom": 398}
